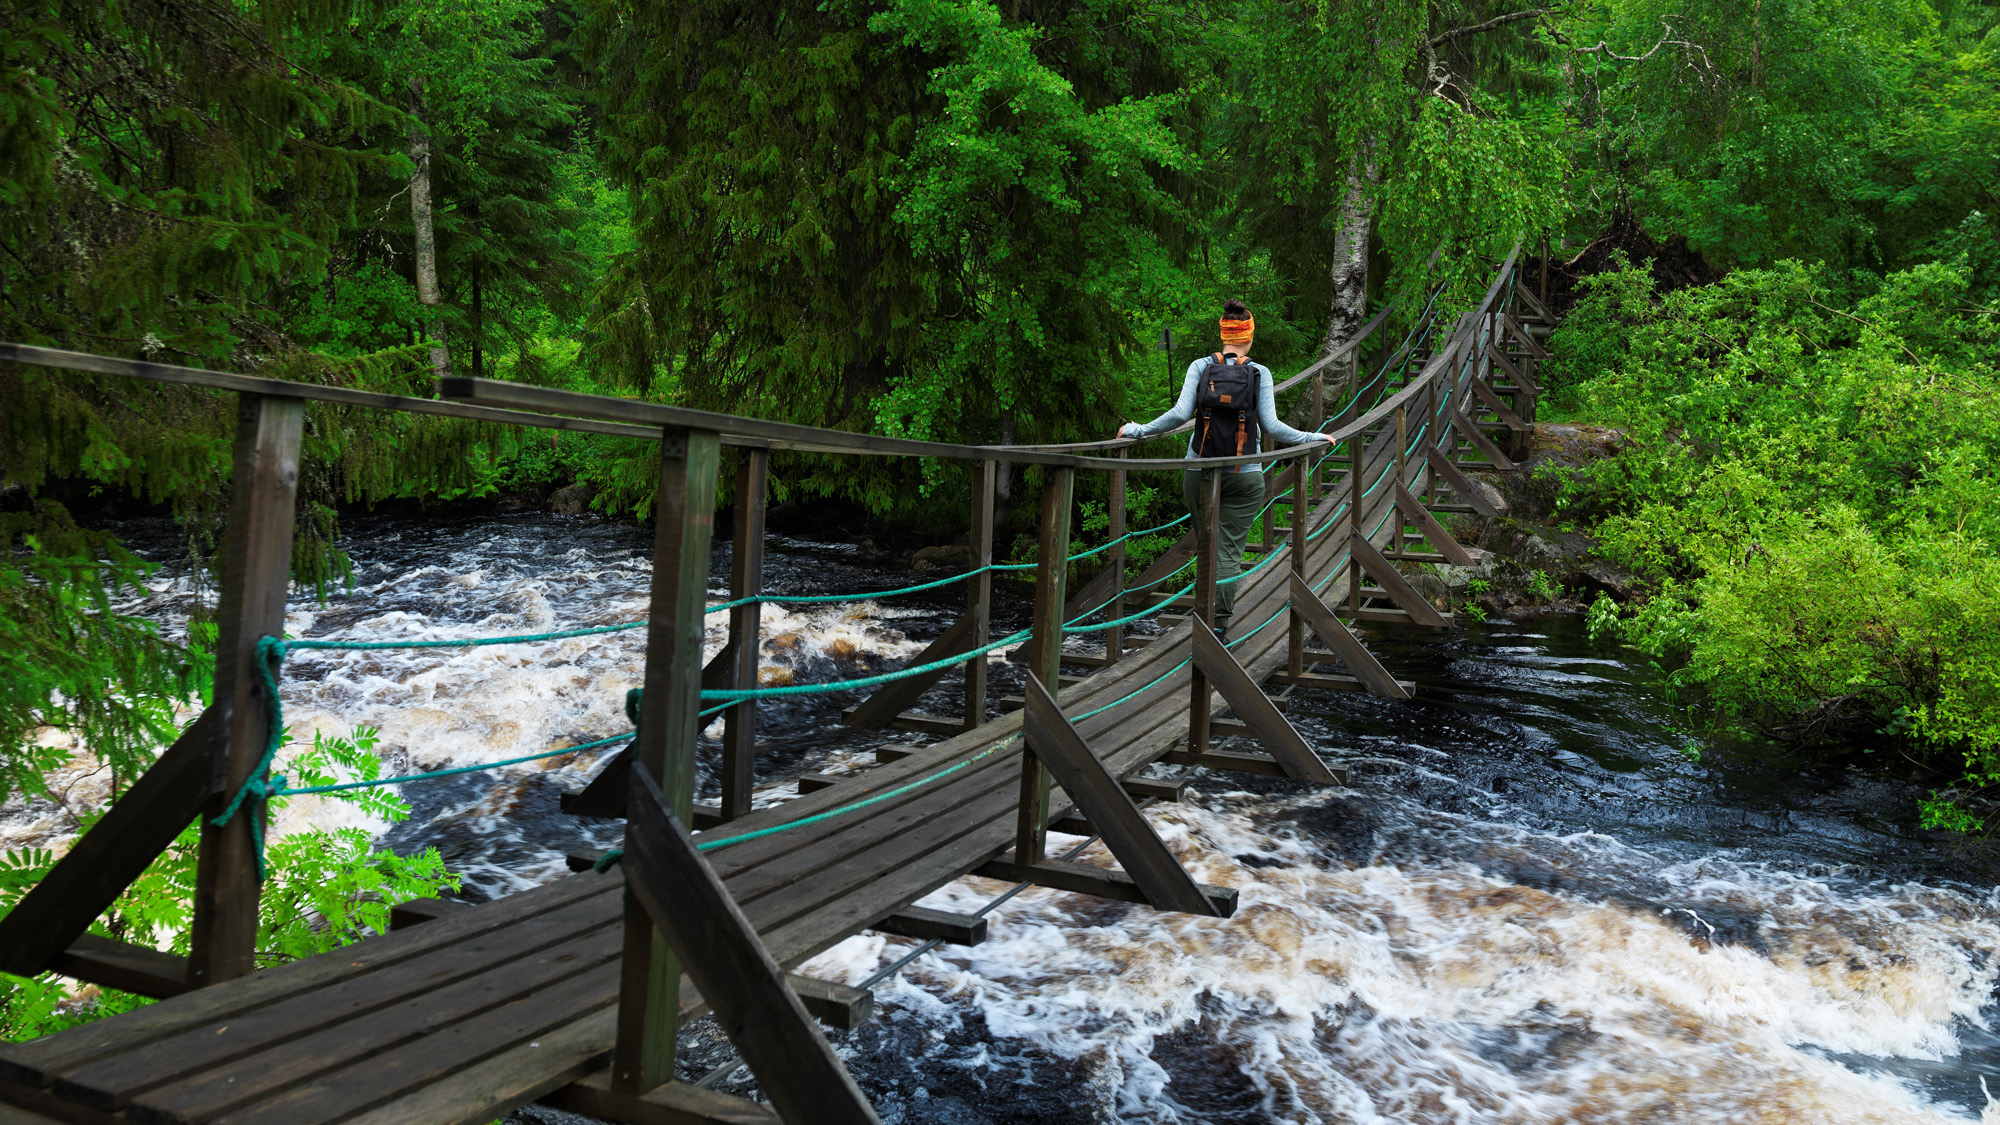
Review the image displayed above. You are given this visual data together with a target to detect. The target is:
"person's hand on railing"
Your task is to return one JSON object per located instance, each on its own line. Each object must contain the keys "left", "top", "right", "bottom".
{"left": 1117, "top": 423, "right": 1138, "bottom": 439}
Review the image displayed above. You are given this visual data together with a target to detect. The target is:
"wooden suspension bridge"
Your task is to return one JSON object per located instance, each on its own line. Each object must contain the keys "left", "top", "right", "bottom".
{"left": 0, "top": 247, "right": 1555, "bottom": 1124}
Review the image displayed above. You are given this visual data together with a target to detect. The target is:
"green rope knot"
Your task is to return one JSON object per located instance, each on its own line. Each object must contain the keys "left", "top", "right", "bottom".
{"left": 593, "top": 849, "right": 624, "bottom": 873}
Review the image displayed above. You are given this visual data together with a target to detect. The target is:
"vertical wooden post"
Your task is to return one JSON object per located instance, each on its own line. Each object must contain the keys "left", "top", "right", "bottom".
{"left": 1015, "top": 466, "right": 1073, "bottom": 865}
{"left": 721, "top": 449, "right": 767, "bottom": 821}
{"left": 1310, "top": 371, "right": 1326, "bottom": 498}
{"left": 616, "top": 425, "right": 720, "bottom": 1095}
{"left": 1347, "top": 433, "right": 1364, "bottom": 613}
{"left": 189, "top": 393, "right": 303, "bottom": 988}
{"left": 1541, "top": 233, "right": 1551, "bottom": 313}
{"left": 1104, "top": 450, "right": 1127, "bottom": 662}
{"left": 964, "top": 460, "right": 996, "bottom": 729}
{"left": 1188, "top": 469, "right": 1220, "bottom": 756}
{"left": 1286, "top": 457, "right": 1307, "bottom": 678}
{"left": 1393, "top": 407, "right": 1409, "bottom": 557}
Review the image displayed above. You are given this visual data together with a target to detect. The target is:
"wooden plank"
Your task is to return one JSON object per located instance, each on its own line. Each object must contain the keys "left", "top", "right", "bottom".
{"left": 622, "top": 763, "right": 880, "bottom": 1124}
{"left": 1448, "top": 402, "right": 1517, "bottom": 470}
{"left": 1424, "top": 447, "right": 1503, "bottom": 517}
{"left": 1484, "top": 341, "right": 1540, "bottom": 396}
{"left": 1017, "top": 467, "right": 1074, "bottom": 865}
{"left": 1286, "top": 573, "right": 1409, "bottom": 700}
{"left": 1161, "top": 748, "right": 1294, "bottom": 779}
{"left": 1268, "top": 670, "right": 1417, "bottom": 696}
{"left": 840, "top": 616, "right": 978, "bottom": 730}
{"left": 1189, "top": 625, "right": 1341, "bottom": 784}
{"left": 1348, "top": 533, "right": 1450, "bottom": 628}
{"left": 0, "top": 875, "right": 617, "bottom": 1089}
{"left": 1501, "top": 312, "right": 1550, "bottom": 359}
{"left": 47, "top": 936, "right": 191, "bottom": 1000}
{"left": 1121, "top": 775, "right": 1185, "bottom": 802}
{"left": 1019, "top": 675, "right": 1219, "bottom": 916}
{"left": 1467, "top": 376, "right": 1530, "bottom": 432}
{"left": 1391, "top": 482, "right": 1475, "bottom": 566}
{"left": 787, "top": 976, "right": 874, "bottom": 1031}
{"left": 59, "top": 910, "right": 624, "bottom": 1114}
{"left": 339, "top": 1008, "right": 616, "bottom": 1125}
{"left": 868, "top": 907, "right": 987, "bottom": 946}
{"left": 154, "top": 960, "right": 624, "bottom": 1125}
{"left": 544, "top": 1073, "right": 779, "bottom": 1125}
{"left": 0, "top": 703, "right": 226, "bottom": 978}
{"left": 795, "top": 772, "right": 845, "bottom": 794}
{"left": 722, "top": 450, "right": 768, "bottom": 820}
{"left": 0, "top": 1098, "right": 65, "bottom": 1125}
{"left": 190, "top": 394, "right": 303, "bottom": 987}
{"left": 972, "top": 858, "right": 1237, "bottom": 917}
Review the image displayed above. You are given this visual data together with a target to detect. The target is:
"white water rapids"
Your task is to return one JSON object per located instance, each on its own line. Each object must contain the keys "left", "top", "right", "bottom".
{"left": 8, "top": 513, "right": 2000, "bottom": 1123}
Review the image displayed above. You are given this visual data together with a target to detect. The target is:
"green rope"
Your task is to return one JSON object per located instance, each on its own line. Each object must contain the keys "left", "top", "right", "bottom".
{"left": 271, "top": 732, "right": 636, "bottom": 798}
{"left": 697, "top": 627, "right": 1032, "bottom": 702}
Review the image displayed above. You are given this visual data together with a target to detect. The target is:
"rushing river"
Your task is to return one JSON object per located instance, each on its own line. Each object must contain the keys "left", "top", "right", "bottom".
{"left": 19, "top": 511, "right": 2000, "bottom": 1124}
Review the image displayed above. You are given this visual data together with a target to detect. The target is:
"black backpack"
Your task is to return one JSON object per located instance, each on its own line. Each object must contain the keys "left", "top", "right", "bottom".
{"left": 1194, "top": 353, "right": 1259, "bottom": 458}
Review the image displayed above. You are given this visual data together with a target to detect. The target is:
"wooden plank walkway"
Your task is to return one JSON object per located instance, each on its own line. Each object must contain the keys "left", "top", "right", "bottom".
{"left": 0, "top": 481, "right": 1381, "bottom": 1125}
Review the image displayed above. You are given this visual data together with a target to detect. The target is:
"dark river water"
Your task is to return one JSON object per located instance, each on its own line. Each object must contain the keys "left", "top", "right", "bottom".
{"left": 58, "top": 512, "right": 2000, "bottom": 1123}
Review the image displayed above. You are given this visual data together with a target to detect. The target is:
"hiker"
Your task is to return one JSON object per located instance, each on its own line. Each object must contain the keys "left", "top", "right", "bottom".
{"left": 1117, "top": 300, "right": 1335, "bottom": 639}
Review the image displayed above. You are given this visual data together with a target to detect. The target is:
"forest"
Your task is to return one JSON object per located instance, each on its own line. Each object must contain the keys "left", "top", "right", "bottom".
{"left": 1, "top": 0, "right": 1997, "bottom": 1045}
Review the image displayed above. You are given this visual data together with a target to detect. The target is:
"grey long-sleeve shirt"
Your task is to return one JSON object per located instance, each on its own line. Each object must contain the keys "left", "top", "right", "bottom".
{"left": 1119, "top": 356, "right": 1322, "bottom": 472}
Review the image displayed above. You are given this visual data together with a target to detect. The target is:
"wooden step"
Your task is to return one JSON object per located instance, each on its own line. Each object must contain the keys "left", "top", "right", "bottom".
{"left": 837, "top": 706, "right": 968, "bottom": 737}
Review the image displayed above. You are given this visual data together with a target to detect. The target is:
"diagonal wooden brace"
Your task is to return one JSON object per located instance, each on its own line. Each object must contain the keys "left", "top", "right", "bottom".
{"left": 1189, "top": 626, "right": 1341, "bottom": 784}
{"left": 1484, "top": 340, "right": 1540, "bottom": 396}
{"left": 1348, "top": 533, "right": 1450, "bottom": 628}
{"left": 1468, "top": 376, "right": 1530, "bottom": 432}
{"left": 1287, "top": 573, "right": 1409, "bottom": 699}
{"left": 1393, "top": 482, "right": 1476, "bottom": 566}
{"left": 1019, "top": 674, "right": 1225, "bottom": 916}
{"left": 1448, "top": 402, "right": 1517, "bottom": 470}
{"left": 841, "top": 615, "right": 978, "bottom": 730}
{"left": 563, "top": 645, "right": 737, "bottom": 819}
{"left": 623, "top": 763, "right": 881, "bottom": 1125}
{"left": 0, "top": 701, "right": 229, "bottom": 980}
{"left": 1501, "top": 312, "right": 1550, "bottom": 359}
{"left": 1425, "top": 448, "right": 1504, "bottom": 518}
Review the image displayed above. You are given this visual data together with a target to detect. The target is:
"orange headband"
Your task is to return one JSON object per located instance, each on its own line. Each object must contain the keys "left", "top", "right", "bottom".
{"left": 1219, "top": 316, "right": 1254, "bottom": 347}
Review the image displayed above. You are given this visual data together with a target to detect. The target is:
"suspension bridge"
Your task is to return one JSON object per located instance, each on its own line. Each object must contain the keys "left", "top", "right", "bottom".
{"left": 0, "top": 246, "right": 1555, "bottom": 1124}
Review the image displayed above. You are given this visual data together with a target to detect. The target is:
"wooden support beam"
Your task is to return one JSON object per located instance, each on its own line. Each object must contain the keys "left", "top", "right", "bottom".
{"left": 973, "top": 857, "right": 1237, "bottom": 917}
{"left": 561, "top": 644, "right": 736, "bottom": 820}
{"left": 621, "top": 763, "right": 880, "bottom": 1123}
{"left": 1188, "top": 625, "right": 1341, "bottom": 784}
{"left": 1104, "top": 450, "right": 1127, "bottom": 662}
{"left": 616, "top": 424, "right": 721, "bottom": 1094}
{"left": 795, "top": 772, "right": 845, "bottom": 795}
{"left": 1286, "top": 573, "right": 1410, "bottom": 699}
{"left": 1484, "top": 341, "right": 1540, "bottom": 396}
{"left": 1121, "top": 775, "right": 1185, "bottom": 802}
{"left": 722, "top": 450, "right": 768, "bottom": 821}
{"left": 544, "top": 1073, "right": 779, "bottom": 1125}
{"left": 1190, "top": 470, "right": 1221, "bottom": 756}
{"left": 48, "top": 935, "right": 193, "bottom": 1000}
{"left": 1446, "top": 403, "right": 1517, "bottom": 470}
{"left": 1347, "top": 534, "right": 1450, "bottom": 629}
{"left": 1501, "top": 312, "right": 1551, "bottom": 359}
{"left": 1160, "top": 747, "right": 1352, "bottom": 785}
{"left": 868, "top": 906, "right": 987, "bottom": 946}
{"left": 1287, "top": 459, "right": 1308, "bottom": 678}
{"left": 965, "top": 459, "right": 995, "bottom": 728}
{"left": 1424, "top": 447, "right": 1504, "bottom": 518}
{"left": 1267, "top": 669, "right": 1417, "bottom": 695}
{"left": 1467, "top": 376, "right": 1530, "bottom": 432}
{"left": 1018, "top": 673, "right": 1222, "bottom": 916}
{"left": 1016, "top": 467, "right": 1074, "bottom": 866}
{"left": 0, "top": 702, "right": 226, "bottom": 980}
{"left": 1392, "top": 482, "right": 1476, "bottom": 567}
{"left": 836, "top": 708, "right": 966, "bottom": 736}
{"left": 190, "top": 393, "right": 303, "bottom": 989}
{"left": 786, "top": 976, "right": 874, "bottom": 1031}
{"left": 840, "top": 615, "right": 979, "bottom": 731}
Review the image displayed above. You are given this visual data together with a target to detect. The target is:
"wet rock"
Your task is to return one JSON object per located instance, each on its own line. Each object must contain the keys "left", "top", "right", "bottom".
{"left": 547, "top": 482, "right": 596, "bottom": 516}
{"left": 1579, "top": 559, "right": 1641, "bottom": 601}
{"left": 911, "top": 544, "right": 974, "bottom": 574}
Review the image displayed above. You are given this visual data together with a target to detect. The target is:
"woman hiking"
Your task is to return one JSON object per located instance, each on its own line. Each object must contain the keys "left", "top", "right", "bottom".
{"left": 1117, "top": 300, "right": 1335, "bottom": 639}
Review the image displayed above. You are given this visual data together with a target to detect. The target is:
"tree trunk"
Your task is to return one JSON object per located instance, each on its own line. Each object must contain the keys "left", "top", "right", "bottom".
{"left": 409, "top": 79, "right": 450, "bottom": 379}
{"left": 1318, "top": 158, "right": 1378, "bottom": 360}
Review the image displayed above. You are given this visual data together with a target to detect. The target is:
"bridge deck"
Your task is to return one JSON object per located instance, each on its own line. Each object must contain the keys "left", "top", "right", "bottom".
{"left": 0, "top": 490, "right": 1371, "bottom": 1125}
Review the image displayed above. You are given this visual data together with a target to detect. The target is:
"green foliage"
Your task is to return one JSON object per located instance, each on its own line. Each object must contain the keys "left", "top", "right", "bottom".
{"left": 0, "top": 726, "right": 456, "bottom": 1041}
{"left": 1551, "top": 255, "right": 2000, "bottom": 823}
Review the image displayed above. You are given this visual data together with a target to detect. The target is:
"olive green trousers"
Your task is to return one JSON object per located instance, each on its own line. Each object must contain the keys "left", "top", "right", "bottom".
{"left": 1181, "top": 467, "right": 1266, "bottom": 631}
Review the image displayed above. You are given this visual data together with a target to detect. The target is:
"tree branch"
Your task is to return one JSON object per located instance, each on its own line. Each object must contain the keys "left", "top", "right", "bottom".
{"left": 1427, "top": 8, "right": 1553, "bottom": 48}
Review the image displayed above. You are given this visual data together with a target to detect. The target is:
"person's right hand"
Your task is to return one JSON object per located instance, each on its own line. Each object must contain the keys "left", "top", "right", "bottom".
{"left": 1116, "top": 423, "right": 1134, "bottom": 439}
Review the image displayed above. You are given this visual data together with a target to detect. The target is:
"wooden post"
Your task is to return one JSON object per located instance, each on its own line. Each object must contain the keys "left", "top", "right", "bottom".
{"left": 965, "top": 460, "right": 995, "bottom": 729}
{"left": 1310, "top": 371, "right": 1326, "bottom": 498}
{"left": 1287, "top": 458, "right": 1307, "bottom": 678}
{"left": 188, "top": 394, "right": 303, "bottom": 988}
{"left": 1189, "top": 469, "right": 1221, "bottom": 756}
{"left": 1540, "top": 233, "right": 1551, "bottom": 312}
{"left": 1014, "top": 466, "right": 1073, "bottom": 866}
{"left": 1347, "top": 433, "right": 1364, "bottom": 614}
{"left": 1104, "top": 451, "right": 1127, "bottom": 662}
{"left": 721, "top": 449, "right": 766, "bottom": 821}
{"left": 615, "top": 424, "right": 720, "bottom": 1095}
